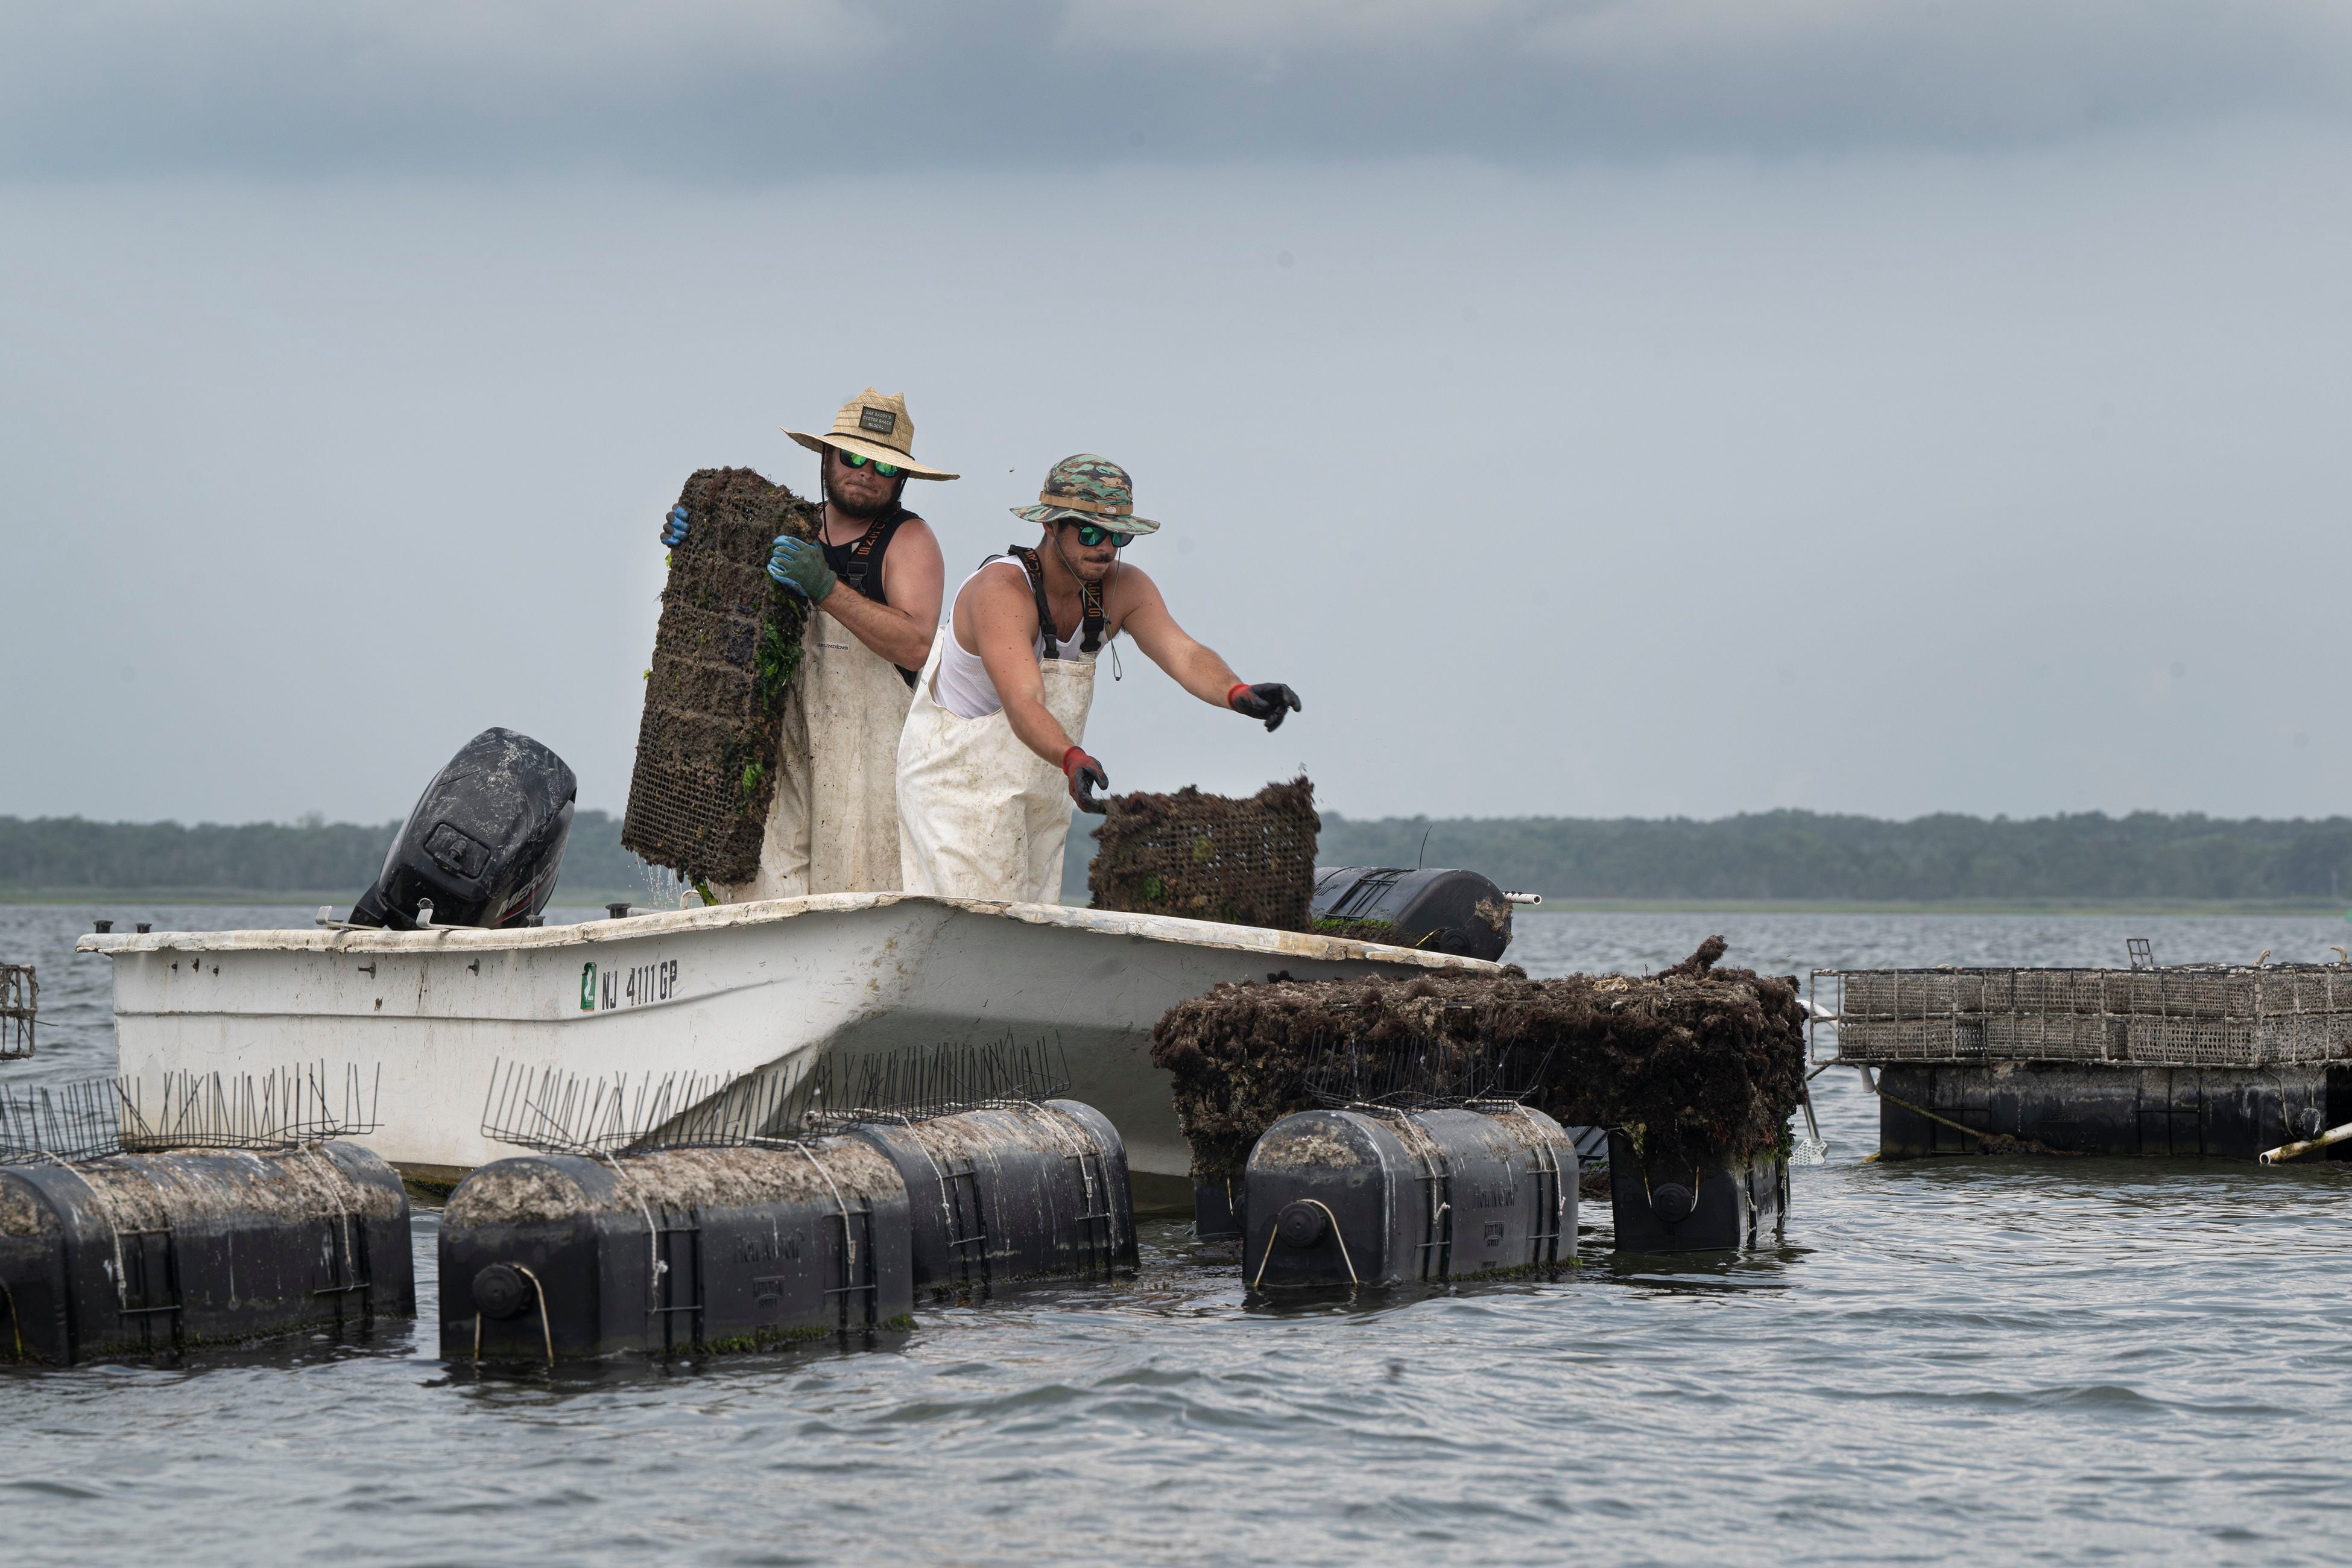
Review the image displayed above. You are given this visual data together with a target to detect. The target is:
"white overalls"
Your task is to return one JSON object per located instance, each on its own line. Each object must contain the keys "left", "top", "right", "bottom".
{"left": 713, "top": 601, "right": 923, "bottom": 902}
{"left": 896, "top": 559, "right": 1098, "bottom": 905}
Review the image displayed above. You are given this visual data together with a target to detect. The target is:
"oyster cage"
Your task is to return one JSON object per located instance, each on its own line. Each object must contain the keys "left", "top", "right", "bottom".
{"left": 1812, "top": 959, "right": 2352, "bottom": 1068}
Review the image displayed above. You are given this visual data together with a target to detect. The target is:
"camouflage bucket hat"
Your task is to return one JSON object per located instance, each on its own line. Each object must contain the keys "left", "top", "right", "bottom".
{"left": 1009, "top": 454, "right": 1160, "bottom": 536}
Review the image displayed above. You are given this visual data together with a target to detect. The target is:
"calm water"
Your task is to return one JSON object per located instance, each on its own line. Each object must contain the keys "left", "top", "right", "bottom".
{"left": 3, "top": 905, "right": 2349, "bottom": 1566}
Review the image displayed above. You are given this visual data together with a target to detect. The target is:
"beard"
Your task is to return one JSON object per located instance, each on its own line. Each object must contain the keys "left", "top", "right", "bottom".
{"left": 824, "top": 471, "right": 902, "bottom": 520}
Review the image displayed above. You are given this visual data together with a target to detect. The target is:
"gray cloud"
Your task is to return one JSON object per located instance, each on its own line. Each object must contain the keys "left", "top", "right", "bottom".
{"left": 7, "top": 0, "right": 2350, "bottom": 177}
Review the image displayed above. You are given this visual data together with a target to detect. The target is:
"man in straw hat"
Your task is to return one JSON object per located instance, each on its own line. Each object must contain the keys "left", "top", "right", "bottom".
{"left": 896, "top": 454, "right": 1301, "bottom": 904}
{"left": 658, "top": 387, "right": 955, "bottom": 899}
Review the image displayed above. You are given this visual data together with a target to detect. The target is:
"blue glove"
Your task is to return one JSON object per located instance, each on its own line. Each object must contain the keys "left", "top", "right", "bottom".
{"left": 659, "top": 504, "right": 690, "bottom": 548}
{"left": 768, "top": 534, "right": 836, "bottom": 602}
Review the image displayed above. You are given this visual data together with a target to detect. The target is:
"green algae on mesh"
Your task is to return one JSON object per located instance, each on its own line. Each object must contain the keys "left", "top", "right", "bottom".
{"left": 1314, "top": 916, "right": 1409, "bottom": 944}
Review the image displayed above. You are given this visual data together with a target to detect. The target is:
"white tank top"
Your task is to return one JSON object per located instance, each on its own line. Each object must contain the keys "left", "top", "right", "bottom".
{"left": 933, "top": 558, "right": 1101, "bottom": 719}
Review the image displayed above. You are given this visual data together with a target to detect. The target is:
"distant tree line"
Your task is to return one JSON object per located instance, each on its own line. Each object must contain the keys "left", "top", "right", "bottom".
{"left": 10, "top": 808, "right": 2352, "bottom": 905}
{"left": 1313, "top": 810, "right": 2352, "bottom": 904}
{"left": 0, "top": 811, "right": 651, "bottom": 901}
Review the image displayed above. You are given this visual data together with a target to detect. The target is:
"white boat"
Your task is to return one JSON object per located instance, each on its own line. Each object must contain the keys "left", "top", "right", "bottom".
{"left": 77, "top": 893, "right": 1500, "bottom": 1203}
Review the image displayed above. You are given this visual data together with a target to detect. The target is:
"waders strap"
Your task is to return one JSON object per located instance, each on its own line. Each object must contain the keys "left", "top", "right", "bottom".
{"left": 832, "top": 507, "right": 920, "bottom": 687}
{"left": 1007, "top": 545, "right": 1104, "bottom": 659}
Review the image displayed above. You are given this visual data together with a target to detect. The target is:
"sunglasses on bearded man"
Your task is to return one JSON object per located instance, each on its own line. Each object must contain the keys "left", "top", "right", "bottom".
{"left": 836, "top": 450, "right": 903, "bottom": 478}
{"left": 1065, "top": 522, "right": 1134, "bottom": 548}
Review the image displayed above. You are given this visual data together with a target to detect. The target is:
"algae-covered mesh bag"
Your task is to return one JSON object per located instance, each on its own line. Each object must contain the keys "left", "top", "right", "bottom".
{"left": 1088, "top": 777, "right": 1319, "bottom": 931}
{"left": 621, "top": 467, "right": 818, "bottom": 885}
{"left": 1148, "top": 939, "right": 1811, "bottom": 1184}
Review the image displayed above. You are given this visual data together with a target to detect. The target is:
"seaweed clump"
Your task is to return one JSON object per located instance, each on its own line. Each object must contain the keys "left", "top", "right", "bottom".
{"left": 1149, "top": 937, "right": 1806, "bottom": 1181}
{"left": 622, "top": 467, "right": 818, "bottom": 884}
{"left": 1088, "top": 776, "right": 1319, "bottom": 931}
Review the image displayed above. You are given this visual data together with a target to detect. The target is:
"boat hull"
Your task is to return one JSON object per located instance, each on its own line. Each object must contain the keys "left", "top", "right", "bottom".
{"left": 80, "top": 894, "right": 1499, "bottom": 1198}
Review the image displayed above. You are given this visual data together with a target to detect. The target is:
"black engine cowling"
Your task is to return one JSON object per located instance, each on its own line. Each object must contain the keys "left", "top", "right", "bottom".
{"left": 1309, "top": 866, "right": 1517, "bottom": 961}
{"left": 350, "top": 727, "right": 576, "bottom": 930}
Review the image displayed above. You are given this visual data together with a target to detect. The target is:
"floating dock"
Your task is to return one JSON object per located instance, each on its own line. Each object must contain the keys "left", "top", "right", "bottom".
{"left": 1815, "top": 962, "right": 2352, "bottom": 1160}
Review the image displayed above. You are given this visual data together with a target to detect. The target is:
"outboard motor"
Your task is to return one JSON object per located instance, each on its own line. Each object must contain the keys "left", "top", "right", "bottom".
{"left": 352, "top": 727, "right": 576, "bottom": 930}
{"left": 1310, "top": 867, "right": 1525, "bottom": 962}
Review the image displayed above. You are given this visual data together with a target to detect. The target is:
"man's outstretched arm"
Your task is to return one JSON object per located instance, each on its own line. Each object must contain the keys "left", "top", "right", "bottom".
{"left": 1116, "top": 567, "right": 1302, "bottom": 730}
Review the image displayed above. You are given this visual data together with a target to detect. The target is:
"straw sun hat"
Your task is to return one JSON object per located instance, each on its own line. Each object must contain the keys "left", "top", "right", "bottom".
{"left": 1009, "top": 454, "right": 1160, "bottom": 537}
{"left": 784, "top": 388, "right": 958, "bottom": 479}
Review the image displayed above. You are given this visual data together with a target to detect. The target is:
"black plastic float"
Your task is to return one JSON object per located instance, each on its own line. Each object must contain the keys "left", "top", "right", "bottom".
{"left": 0, "top": 1140, "right": 413, "bottom": 1364}
{"left": 1605, "top": 1130, "right": 1787, "bottom": 1253}
{"left": 440, "top": 1138, "right": 918, "bottom": 1364}
{"left": 1242, "top": 1103, "right": 1576, "bottom": 1290}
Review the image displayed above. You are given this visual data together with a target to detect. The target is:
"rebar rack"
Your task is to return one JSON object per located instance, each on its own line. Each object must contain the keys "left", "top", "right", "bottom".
{"left": 0, "top": 964, "right": 33, "bottom": 1060}
{"left": 121, "top": 1064, "right": 382, "bottom": 1150}
{"left": 0, "top": 1077, "right": 129, "bottom": 1163}
{"left": 481, "top": 1038, "right": 1075, "bottom": 1156}
{"left": 1812, "top": 959, "right": 2352, "bottom": 1067}
{"left": 809, "top": 1038, "right": 1070, "bottom": 1127}
{"left": 479, "top": 1060, "right": 822, "bottom": 1155}
{"left": 0, "top": 1064, "right": 381, "bottom": 1163}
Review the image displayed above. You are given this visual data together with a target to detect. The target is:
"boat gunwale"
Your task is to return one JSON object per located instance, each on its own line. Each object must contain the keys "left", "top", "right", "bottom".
{"left": 74, "top": 892, "right": 1505, "bottom": 972}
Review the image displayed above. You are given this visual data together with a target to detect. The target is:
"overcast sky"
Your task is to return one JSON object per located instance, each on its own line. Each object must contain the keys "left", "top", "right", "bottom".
{"left": 5, "top": 3, "right": 2351, "bottom": 826}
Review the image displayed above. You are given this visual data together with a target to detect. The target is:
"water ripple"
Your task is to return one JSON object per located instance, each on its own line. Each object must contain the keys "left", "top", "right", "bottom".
{"left": 4, "top": 907, "right": 2350, "bottom": 1563}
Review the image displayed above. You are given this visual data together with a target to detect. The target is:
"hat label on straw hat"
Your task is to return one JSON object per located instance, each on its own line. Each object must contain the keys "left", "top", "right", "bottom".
{"left": 858, "top": 406, "right": 897, "bottom": 436}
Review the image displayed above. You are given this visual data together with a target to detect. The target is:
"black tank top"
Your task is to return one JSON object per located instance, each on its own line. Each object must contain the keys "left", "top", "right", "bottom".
{"left": 820, "top": 507, "right": 919, "bottom": 686}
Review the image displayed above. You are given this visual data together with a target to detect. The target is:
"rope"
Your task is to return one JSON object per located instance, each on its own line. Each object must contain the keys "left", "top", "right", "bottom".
{"left": 1872, "top": 1086, "right": 2001, "bottom": 1145}
{"left": 1252, "top": 1198, "right": 1357, "bottom": 1289}
{"left": 41, "top": 1153, "right": 132, "bottom": 1312}
{"left": 598, "top": 1152, "right": 665, "bottom": 1301}
{"left": 1032, "top": 1102, "right": 1114, "bottom": 1270}
{"left": 1488, "top": 1102, "right": 1567, "bottom": 1260}
{"left": 888, "top": 1117, "right": 958, "bottom": 1251}
{"left": 296, "top": 1142, "right": 359, "bottom": 1306}
{"left": 512, "top": 1264, "right": 555, "bottom": 1368}
{"left": 1626, "top": 1132, "right": 1704, "bottom": 1227}
{"left": 0, "top": 1277, "right": 21, "bottom": 1361}
{"left": 794, "top": 1142, "right": 856, "bottom": 1276}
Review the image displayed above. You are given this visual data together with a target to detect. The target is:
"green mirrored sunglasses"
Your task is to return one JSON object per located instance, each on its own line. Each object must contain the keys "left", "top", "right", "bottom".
{"left": 839, "top": 451, "right": 902, "bottom": 478}
{"left": 1070, "top": 522, "right": 1134, "bottom": 548}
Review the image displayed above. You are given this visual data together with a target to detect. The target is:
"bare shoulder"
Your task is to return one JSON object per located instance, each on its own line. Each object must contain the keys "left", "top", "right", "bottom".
{"left": 890, "top": 514, "right": 943, "bottom": 561}
{"left": 963, "top": 557, "right": 1038, "bottom": 622}
{"left": 1104, "top": 560, "right": 1167, "bottom": 625}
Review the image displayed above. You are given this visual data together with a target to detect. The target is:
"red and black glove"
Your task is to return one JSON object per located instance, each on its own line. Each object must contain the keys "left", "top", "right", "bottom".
{"left": 1228, "top": 682, "right": 1303, "bottom": 732}
{"left": 1062, "top": 747, "right": 1110, "bottom": 814}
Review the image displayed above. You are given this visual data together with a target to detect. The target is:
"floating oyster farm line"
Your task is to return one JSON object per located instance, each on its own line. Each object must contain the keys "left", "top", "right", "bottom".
{"left": 1813, "top": 950, "right": 2352, "bottom": 1161}
{"left": 21, "top": 717, "right": 2352, "bottom": 1372}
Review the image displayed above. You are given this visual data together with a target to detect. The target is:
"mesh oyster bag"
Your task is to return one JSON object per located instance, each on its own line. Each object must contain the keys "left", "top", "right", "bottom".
{"left": 1087, "top": 777, "right": 1319, "bottom": 931}
{"left": 621, "top": 467, "right": 817, "bottom": 885}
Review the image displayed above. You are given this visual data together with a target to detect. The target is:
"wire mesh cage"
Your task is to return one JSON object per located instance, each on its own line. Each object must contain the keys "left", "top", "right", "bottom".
{"left": 1299, "top": 1033, "right": 1552, "bottom": 1111}
{"left": 1087, "top": 777, "right": 1320, "bottom": 931}
{"left": 621, "top": 466, "right": 821, "bottom": 886}
{"left": 1814, "top": 958, "right": 2352, "bottom": 1067}
{"left": 0, "top": 964, "right": 33, "bottom": 1061}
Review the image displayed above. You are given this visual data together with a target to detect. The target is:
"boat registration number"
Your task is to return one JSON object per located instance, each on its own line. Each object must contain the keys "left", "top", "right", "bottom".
{"left": 580, "top": 958, "right": 679, "bottom": 1012}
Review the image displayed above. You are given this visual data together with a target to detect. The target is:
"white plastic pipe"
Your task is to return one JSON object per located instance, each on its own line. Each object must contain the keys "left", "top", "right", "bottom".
{"left": 2259, "top": 1121, "right": 2352, "bottom": 1165}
